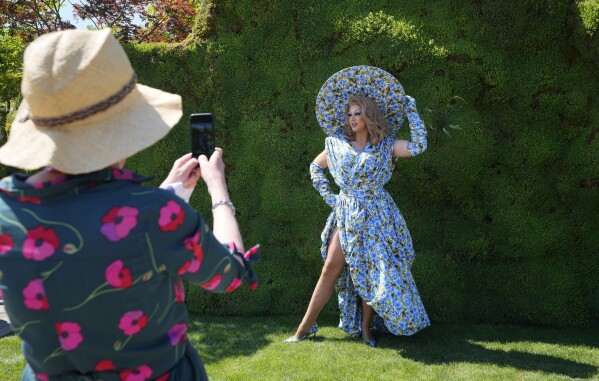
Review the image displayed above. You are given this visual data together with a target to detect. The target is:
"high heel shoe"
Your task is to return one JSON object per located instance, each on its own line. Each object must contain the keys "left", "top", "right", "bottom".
{"left": 362, "top": 337, "right": 376, "bottom": 347}
{"left": 283, "top": 324, "right": 319, "bottom": 343}
{"left": 361, "top": 329, "right": 376, "bottom": 347}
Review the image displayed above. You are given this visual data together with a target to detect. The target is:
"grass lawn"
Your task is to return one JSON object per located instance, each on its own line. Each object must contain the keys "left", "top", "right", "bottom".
{"left": 1, "top": 315, "right": 598, "bottom": 380}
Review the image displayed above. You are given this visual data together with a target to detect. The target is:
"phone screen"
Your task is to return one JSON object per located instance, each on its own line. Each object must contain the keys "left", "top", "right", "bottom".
{"left": 190, "top": 113, "right": 215, "bottom": 158}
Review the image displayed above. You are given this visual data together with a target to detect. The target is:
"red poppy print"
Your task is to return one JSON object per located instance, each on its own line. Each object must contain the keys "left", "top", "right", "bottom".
{"left": 177, "top": 261, "right": 191, "bottom": 275}
{"left": 55, "top": 321, "right": 83, "bottom": 351}
{"left": 119, "top": 365, "right": 153, "bottom": 381}
{"left": 18, "top": 196, "right": 42, "bottom": 204}
{"left": 200, "top": 274, "right": 222, "bottom": 291}
{"left": 105, "top": 260, "right": 133, "bottom": 288}
{"left": 158, "top": 200, "right": 185, "bottom": 232}
{"left": 100, "top": 206, "right": 139, "bottom": 242}
{"left": 0, "top": 233, "right": 14, "bottom": 254}
{"left": 225, "top": 278, "right": 242, "bottom": 293}
{"left": 112, "top": 168, "right": 134, "bottom": 180}
{"left": 23, "top": 226, "right": 59, "bottom": 261}
{"left": 167, "top": 323, "right": 187, "bottom": 346}
{"left": 95, "top": 359, "right": 116, "bottom": 371}
{"left": 118, "top": 310, "right": 148, "bottom": 336}
{"left": 183, "top": 232, "right": 203, "bottom": 273}
{"left": 35, "top": 374, "right": 49, "bottom": 381}
{"left": 174, "top": 279, "right": 185, "bottom": 303}
{"left": 244, "top": 245, "right": 259, "bottom": 260}
{"left": 23, "top": 279, "right": 49, "bottom": 310}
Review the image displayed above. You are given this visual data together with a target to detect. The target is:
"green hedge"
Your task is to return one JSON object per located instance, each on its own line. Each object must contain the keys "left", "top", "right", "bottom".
{"left": 2, "top": 0, "right": 598, "bottom": 326}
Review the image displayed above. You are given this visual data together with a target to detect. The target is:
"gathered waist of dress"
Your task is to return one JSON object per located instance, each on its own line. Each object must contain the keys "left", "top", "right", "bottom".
{"left": 339, "top": 186, "right": 387, "bottom": 199}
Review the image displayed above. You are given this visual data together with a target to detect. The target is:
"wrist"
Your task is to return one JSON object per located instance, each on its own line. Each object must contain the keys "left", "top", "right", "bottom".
{"left": 209, "top": 187, "right": 229, "bottom": 201}
{"left": 206, "top": 180, "right": 228, "bottom": 198}
{"left": 160, "top": 178, "right": 174, "bottom": 188}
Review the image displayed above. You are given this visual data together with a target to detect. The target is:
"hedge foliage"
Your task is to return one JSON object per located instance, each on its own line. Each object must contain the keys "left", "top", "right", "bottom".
{"left": 1, "top": 0, "right": 598, "bottom": 327}
{"left": 0, "top": 33, "right": 23, "bottom": 142}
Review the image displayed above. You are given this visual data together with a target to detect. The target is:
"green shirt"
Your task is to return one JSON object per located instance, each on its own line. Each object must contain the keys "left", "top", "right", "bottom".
{"left": 0, "top": 168, "right": 258, "bottom": 381}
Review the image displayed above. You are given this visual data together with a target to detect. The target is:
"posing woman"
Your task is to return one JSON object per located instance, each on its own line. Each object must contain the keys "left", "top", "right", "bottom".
{"left": 0, "top": 29, "right": 258, "bottom": 380}
{"left": 285, "top": 66, "right": 430, "bottom": 346}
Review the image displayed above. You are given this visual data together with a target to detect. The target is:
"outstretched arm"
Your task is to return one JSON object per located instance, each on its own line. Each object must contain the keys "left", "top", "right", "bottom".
{"left": 393, "top": 95, "right": 428, "bottom": 158}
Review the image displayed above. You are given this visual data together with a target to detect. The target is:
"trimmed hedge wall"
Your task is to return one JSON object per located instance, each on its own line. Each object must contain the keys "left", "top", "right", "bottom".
{"left": 2, "top": 0, "right": 598, "bottom": 326}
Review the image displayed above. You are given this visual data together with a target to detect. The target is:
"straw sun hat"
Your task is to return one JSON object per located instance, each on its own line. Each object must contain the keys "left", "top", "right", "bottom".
{"left": 0, "top": 28, "right": 182, "bottom": 174}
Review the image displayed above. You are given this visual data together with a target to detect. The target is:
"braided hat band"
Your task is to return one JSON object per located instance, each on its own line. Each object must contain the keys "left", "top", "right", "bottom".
{"left": 19, "top": 73, "right": 138, "bottom": 128}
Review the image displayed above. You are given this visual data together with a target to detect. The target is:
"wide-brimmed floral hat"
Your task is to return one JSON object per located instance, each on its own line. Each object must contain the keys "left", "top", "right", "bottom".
{"left": 316, "top": 65, "right": 409, "bottom": 137}
{"left": 0, "top": 28, "right": 182, "bottom": 174}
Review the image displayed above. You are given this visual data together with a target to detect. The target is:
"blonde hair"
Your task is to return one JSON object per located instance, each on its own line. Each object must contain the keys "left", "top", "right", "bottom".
{"left": 343, "top": 95, "right": 390, "bottom": 144}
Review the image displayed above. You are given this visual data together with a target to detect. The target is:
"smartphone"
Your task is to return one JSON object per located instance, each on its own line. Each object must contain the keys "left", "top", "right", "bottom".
{"left": 190, "top": 113, "right": 215, "bottom": 158}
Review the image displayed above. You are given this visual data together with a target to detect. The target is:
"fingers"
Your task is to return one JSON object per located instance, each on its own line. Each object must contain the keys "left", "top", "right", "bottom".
{"left": 198, "top": 154, "right": 209, "bottom": 168}
{"left": 183, "top": 167, "right": 202, "bottom": 188}
{"left": 175, "top": 152, "right": 193, "bottom": 166}
{"left": 209, "top": 147, "right": 223, "bottom": 163}
{"left": 181, "top": 163, "right": 199, "bottom": 187}
{"left": 179, "top": 156, "right": 199, "bottom": 175}
{"left": 199, "top": 147, "right": 223, "bottom": 166}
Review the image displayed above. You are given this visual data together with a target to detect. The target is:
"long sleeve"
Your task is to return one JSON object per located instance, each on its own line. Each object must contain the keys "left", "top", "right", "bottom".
{"left": 403, "top": 95, "right": 427, "bottom": 156}
{"left": 148, "top": 191, "right": 259, "bottom": 293}
{"left": 0, "top": 172, "right": 259, "bottom": 377}
{"left": 310, "top": 162, "right": 337, "bottom": 208}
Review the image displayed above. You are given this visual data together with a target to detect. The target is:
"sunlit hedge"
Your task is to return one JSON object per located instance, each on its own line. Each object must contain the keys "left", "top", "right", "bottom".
{"left": 2, "top": 0, "right": 598, "bottom": 326}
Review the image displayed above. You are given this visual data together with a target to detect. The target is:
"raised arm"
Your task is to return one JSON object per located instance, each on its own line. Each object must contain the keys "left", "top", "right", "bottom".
{"left": 393, "top": 95, "right": 427, "bottom": 158}
{"left": 198, "top": 148, "right": 244, "bottom": 253}
{"left": 149, "top": 147, "right": 259, "bottom": 292}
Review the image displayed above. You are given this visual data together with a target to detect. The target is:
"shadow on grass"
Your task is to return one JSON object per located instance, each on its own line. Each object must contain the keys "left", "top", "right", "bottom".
{"left": 187, "top": 313, "right": 354, "bottom": 363}
{"left": 187, "top": 314, "right": 299, "bottom": 365}
{"left": 380, "top": 324, "right": 599, "bottom": 379}
{"left": 189, "top": 315, "right": 598, "bottom": 379}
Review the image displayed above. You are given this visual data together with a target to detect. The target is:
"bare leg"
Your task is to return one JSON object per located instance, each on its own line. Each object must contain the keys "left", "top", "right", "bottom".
{"left": 361, "top": 299, "right": 375, "bottom": 341}
{"left": 293, "top": 230, "right": 345, "bottom": 338}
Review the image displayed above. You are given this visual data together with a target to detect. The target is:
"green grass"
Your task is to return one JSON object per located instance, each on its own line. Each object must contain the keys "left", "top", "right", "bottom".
{"left": 2, "top": 315, "right": 598, "bottom": 380}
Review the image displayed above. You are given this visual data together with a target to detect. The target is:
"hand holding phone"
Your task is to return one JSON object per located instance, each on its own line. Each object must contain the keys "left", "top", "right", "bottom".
{"left": 190, "top": 113, "right": 215, "bottom": 158}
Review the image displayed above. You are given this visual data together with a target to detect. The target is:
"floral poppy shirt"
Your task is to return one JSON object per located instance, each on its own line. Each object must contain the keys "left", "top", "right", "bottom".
{"left": 0, "top": 168, "right": 259, "bottom": 381}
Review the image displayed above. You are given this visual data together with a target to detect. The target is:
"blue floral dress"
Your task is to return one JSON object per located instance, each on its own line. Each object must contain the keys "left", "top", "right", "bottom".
{"left": 311, "top": 92, "right": 430, "bottom": 336}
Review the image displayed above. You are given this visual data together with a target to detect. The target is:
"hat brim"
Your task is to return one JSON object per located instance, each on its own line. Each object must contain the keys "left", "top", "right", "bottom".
{"left": 0, "top": 84, "right": 182, "bottom": 174}
{"left": 315, "top": 65, "right": 407, "bottom": 138}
